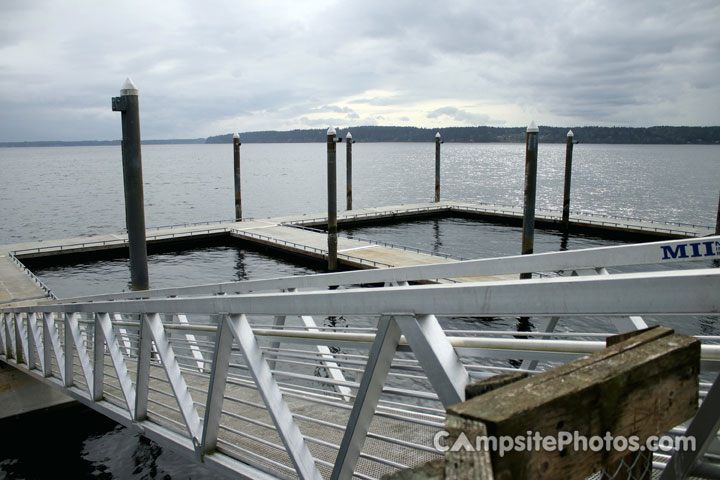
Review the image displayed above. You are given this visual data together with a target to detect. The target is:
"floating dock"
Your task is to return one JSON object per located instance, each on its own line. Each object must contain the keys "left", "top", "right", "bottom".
{"left": 0, "top": 201, "right": 713, "bottom": 306}
{"left": 1, "top": 203, "right": 719, "bottom": 479}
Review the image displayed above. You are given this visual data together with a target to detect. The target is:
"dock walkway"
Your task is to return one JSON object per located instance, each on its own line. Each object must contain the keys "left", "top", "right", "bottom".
{"left": 1, "top": 201, "right": 713, "bottom": 306}
{"left": 287, "top": 201, "right": 714, "bottom": 238}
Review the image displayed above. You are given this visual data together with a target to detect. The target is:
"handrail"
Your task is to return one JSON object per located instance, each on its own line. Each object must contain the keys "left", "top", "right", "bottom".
{"left": 143, "top": 218, "right": 239, "bottom": 231}
{"left": 449, "top": 204, "right": 709, "bottom": 236}
{"left": 49, "top": 235, "right": 720, "bottom": 304}
{"left": 11, "top": 227, "right": 230, "bottom": 256}
{"left": 284, "top": 204, "right": 453, "bottom": 226}
{"left": 284, "top": 202, "right": 712, "bottom": 235}
{"left": 10, "top": 268, "right": 720, "bottom": 316}
{"left": 451, "top": 201, "right": 713, "bottom": 230}
{"left": 6, "top": 252, "right": 57, "bottom": 300}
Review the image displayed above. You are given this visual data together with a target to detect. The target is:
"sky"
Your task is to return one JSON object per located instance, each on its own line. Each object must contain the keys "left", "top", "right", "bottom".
{"left": 0, "top": 0, "right": 719, "bottom": 141}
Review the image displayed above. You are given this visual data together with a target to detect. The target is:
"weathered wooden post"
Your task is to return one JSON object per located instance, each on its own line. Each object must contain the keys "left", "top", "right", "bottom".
{"left": 111, "top": 77, "right": 149, "bottom": 291}
{"left": 389, "top": 327, "right": 700, "bottom": 480}
{"left": 715, "top": 190, "right": 720, "bottom": 236}
{"left": 346, "top": 131, "right": 353, "bottom": 211}
{"left": 327, "top": 127, "right": 339, "bottom": 271}
{"left": 520, "top": 122, "right": 539, "bottom": 279}
{"left": 562, "top": 129, "right": 575, "bottom": 231}
{"left": 435, "top": 132, "right": 442, "bottom": 202}
{"left": 233, "top": 132, "right": 242, "bottom": 221}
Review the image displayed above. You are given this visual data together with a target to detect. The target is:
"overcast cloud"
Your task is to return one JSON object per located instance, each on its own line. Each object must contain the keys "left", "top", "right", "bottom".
{"left": 0, "top": 0, "right": 718, "bottom": 141}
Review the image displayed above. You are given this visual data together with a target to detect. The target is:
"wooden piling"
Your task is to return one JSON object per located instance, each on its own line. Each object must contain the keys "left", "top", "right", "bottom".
{"left": 435, "top": 132, "right": 442, "bottom": 202}
{"left": 715, "top": 190, "right": 720, "bottom": 236}
{"left": 520, "top": 122, "right": 539, "bottom": 279}
{"left": 233, "top": 133, "right": 242, "bottom": 221}
{"left": 562, "top": 130, "right": 575, "bottom": 232}
{"left": 111, "top": 77, "right": 149, "bottom": 291}
{"left": 327, "top": 127, "right": 338, "bottom": 271}
{"left": 346, "top": 132, "right": 353, "bottom": 211}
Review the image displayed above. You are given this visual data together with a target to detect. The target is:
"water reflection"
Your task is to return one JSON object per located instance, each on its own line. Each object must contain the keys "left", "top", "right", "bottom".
{"left": 432, "top": 218, "right": 442, "bottom": 253}
{"left": 234, "top": 249, "right": 248, "bottom": 281}
{"left": 559, "top": 232, "right": 569, "bottom": 251}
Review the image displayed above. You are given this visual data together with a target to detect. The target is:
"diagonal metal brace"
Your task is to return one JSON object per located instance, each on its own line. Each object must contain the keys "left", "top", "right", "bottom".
{"left": 395, "top": 314, "right": 469, "bottom": 407}
{"left": 226, "top": 313, "right": 322, "bottom": 480}
{"left": 143, "top": 313, "right": 203, "bottom": 442}
{"left": 332, "top": 315, "right": 402, "bottom": 480}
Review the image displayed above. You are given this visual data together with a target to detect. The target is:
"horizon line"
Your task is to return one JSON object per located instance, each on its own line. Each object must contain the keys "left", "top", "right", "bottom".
{"left": 2, "top": 124, "right": 719, "bottom": 144}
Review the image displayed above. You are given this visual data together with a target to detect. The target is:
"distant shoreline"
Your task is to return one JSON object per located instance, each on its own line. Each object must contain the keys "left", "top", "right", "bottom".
{"left": 0, "top": 139, "right": 206, "bottom": 148}
{"left": 2, "top": 125, "right": 719, "bottom": 147}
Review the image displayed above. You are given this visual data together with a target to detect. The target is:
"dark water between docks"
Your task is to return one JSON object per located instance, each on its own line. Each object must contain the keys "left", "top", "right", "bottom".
{"left": 1, "top": 143, "right": 719, "bottom": 478}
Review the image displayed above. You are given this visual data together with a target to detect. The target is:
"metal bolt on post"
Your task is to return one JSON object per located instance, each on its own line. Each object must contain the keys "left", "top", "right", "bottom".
{"left": 346, "top": 132, "right": 354, "bottom": 211}
{"left": 327, "top": 127, "right": 340, "bottom": 271}
{"left": 520, "top": 121, "right": 539, "bottom": 280}
{"left": 435, "top": 132, "right": 442, "bottom": 202}
{"left": 111, "top": 77, "right": 149, "bottom": 291}
{"left": 562, "top": 129, "right": 575, "bottom": 231}
{"left": 233, "top": 133, "right": 242, "bottom": 221}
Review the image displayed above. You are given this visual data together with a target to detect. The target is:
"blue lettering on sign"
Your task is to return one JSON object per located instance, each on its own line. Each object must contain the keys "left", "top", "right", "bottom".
{"left": 661, "top": 241, "right": 718, "bottom": 260}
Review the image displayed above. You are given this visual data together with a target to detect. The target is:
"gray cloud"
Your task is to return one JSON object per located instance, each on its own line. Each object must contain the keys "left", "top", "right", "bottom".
{"left": 315, "top": 105, "right": 357, "bottom": 114}
{"left": 0, "top": 0, "right": 717, "bottom": 141}
{"left": 427, "top": 107, "right": 494, "bottom": 125}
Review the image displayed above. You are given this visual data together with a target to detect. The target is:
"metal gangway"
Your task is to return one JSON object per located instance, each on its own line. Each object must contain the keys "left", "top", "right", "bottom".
{"left": 1, "top": 236, "right": 719, "bottom": 480}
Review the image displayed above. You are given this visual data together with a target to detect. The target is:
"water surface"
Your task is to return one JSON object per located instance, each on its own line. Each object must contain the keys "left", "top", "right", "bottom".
{"left": 1, "top": 142, "right": 718, "bottom": 479}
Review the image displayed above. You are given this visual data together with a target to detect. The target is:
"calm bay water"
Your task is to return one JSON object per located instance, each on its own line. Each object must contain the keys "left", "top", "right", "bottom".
{"left": 1, "top": 142, "right": 718, "bottom": 244}
{"left": 4, "top": 142, "right": 717, "bottom": 299}
{"left": 1, "top": 142, "right": 718, "bottom": 478}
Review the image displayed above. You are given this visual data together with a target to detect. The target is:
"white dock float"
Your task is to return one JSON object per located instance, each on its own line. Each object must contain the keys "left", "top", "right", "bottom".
{"left": 1, "top": 201, "right": 713, "bottom": 307}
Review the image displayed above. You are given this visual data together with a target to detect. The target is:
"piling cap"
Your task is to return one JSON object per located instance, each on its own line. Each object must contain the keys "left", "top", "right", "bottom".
{"left": 526, "top": 121, "right": 539, "bottom": 133}
{"left": 327, "top": 126, "right": 336, "bottom": 136}
{"left": 567, "top": 129, "right": 574, "bottom": 137}
{"left": 435, "top": 132, "right": 441, "bottom": 138}
{"left": 346, "top": 132, "right": 352, "bottom": 139}
{"left": 233, "top": 132, "right": 240, "bottom": 139}
{"left": 120, "top": 77, "right": 139, "bottom": 96}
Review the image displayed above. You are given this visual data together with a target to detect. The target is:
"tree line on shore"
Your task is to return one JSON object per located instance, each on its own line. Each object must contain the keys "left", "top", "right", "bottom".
{"left": 207, "top": 125, "right": 720, "bottom": 145}
{"left": 3, "top": 125, "right": 718, "bottom": 147}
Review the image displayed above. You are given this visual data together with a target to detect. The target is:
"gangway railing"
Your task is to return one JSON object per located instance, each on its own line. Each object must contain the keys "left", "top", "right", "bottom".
{"left": 52, "top": 235, "right": 720, "bottom": 304}
{"left": 2, "top": 242, "right": 719, "bottom": 479}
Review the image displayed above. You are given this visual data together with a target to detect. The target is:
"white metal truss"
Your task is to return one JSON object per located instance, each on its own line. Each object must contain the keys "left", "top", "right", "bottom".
{"left": 14, "top": 312, "right": 28, "bottom": 366}
{"left": 115, "top": 313, "right": 134, "bottom": 357}
{"left": 96, "top": 312, "right": 136, "bottom": 415}
{"left": 0, "top": 313, "right": 7, "bottom": 358}
{"left": 519, "top": 266, "right": 651, "bottom": 372}
{"left": 27, "top": 313, "right": 44, "bottom": 372}
{"left": 31, "top": 269, "right": 719, "bottom": 318}
{"left": 139, "top": 313, "right": 203, "bottom": 443}
{"left": 659, "top": 372, "right": 720, "bottom": 479}
{"left": 203, "top": 313, "right": 323, "bottom": 479}
{"left": 64, "top": 312, "right": 95, "bottom": 395}
{"left": 268, "top": 288, "right": 352, "bottom": 401}
{"left": 332, "top": 315, "right": 402, "bottom": 480}
{"left": 1, "top": 241, "right": 719, "bottom": 480}
{"left": 174, "top": 313, "right": 207, "bottom": 372}
{"left": 332, "top": 313, "right": 471, "bottom": 479}
{"left": 43, "top": 312, "right": 65, "bottom": 382}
